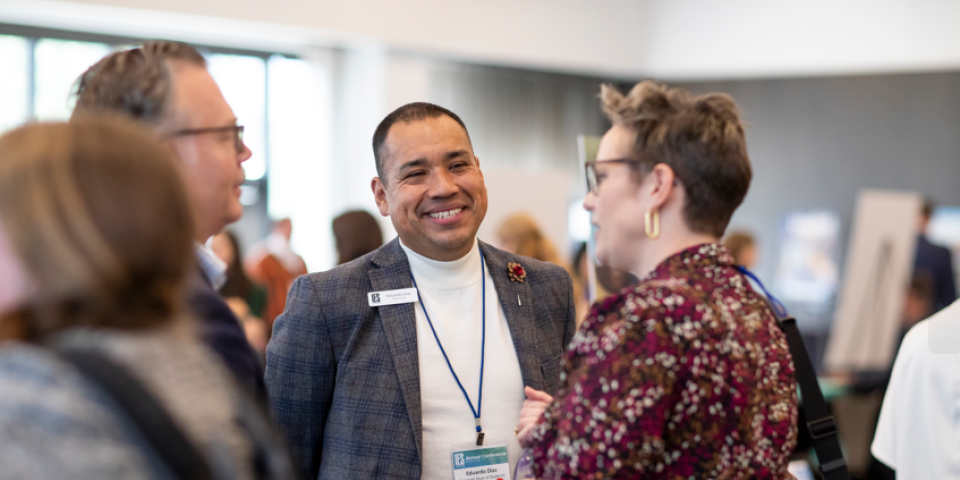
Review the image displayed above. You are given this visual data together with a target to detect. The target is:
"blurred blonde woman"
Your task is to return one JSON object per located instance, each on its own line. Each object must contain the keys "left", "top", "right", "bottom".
{"left": 498, "top": 213, "right": 588, "bottom": 323}
{"left": 0, "top": 119, "right": 292, "bottom": 479}
{"left": 724, "top": 230, "right": 759, "bottom": 269}
{"left": 497, "top": 213, "right": 562, "bottom": 264}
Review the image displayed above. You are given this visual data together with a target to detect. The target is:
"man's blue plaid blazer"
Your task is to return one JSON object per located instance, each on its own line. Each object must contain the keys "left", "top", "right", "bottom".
{"left": 266, "top": 238, "right": 576, "bottom": 479}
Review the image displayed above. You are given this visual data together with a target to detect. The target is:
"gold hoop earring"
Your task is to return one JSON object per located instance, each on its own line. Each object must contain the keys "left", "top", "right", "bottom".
{"left": 645, "top": 209, "right": 660, "bottom": 239}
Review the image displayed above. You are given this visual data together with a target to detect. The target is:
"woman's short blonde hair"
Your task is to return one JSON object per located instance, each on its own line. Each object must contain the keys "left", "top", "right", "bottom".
{"left": 0, "top": 118, "right": 195, "bottom": 341}
{"left": 600, "top": 81, "right": 752, "bottom": 238}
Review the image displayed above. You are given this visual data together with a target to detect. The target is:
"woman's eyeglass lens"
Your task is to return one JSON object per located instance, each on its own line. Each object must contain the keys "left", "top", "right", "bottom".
{"left": 585, "top": 159, "right": 638, "bottom": 194}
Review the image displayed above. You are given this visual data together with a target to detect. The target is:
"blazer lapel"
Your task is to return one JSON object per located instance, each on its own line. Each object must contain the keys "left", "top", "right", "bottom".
{"left": 479, "top": 241, "right": 544, "bottom": 391}
{"left": 368, "top": 239, "right": 424, "bottom": 461}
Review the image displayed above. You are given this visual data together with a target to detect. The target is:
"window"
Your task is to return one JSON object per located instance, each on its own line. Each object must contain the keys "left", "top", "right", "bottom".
{"left": 0, "top": 35, "right": 29, "bottom": 132}
{"left": 0, "top": 26, "right": 335, "bottom": 271}
{"left": 207, "top": 54, "right": 267, "bottom": 180}
{"left": 266, "top": 55, "right": 334, "bottom": 270}
{"left": 0, "top": 32, "right": 273, "bottom": 186}
{"left": 33, "top": 39, "right": 110, "bottom": 121}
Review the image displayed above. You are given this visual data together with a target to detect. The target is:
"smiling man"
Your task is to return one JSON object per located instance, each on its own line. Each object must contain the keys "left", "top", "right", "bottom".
{"left": 266, "top": 103, "right": 576, "bottom": 480}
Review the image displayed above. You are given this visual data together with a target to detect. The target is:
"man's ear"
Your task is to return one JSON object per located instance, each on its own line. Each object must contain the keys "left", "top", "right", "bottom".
{"left": 371, "top": 177, "right": 390, "bottom": 217}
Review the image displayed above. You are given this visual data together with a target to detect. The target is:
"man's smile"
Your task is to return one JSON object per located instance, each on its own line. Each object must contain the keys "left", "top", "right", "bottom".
{"left": 427, "top": 208, "right": 462, "bottom": 220}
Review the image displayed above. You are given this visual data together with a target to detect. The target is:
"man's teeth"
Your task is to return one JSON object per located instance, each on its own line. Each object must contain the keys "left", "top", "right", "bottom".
{"left": 429, "top": 208, "right": 462, "bottom": 219}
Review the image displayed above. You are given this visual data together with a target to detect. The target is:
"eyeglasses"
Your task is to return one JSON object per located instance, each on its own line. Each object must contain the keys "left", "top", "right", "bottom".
{"left": 172, "top": 125, "right": 245, "bottom": 154}
{"left": 584, "top": 158, "right": 641, "bottom": 194}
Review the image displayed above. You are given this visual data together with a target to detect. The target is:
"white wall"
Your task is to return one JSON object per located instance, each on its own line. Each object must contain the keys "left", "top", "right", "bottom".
{"left": 5, "top": 0, "right": 960, "bottom": 80}
{"left": 644, "top": 0, "right": 960, "bottom": 80}
{"left": 0, "top": 0, "right": 648, "bottom": 78}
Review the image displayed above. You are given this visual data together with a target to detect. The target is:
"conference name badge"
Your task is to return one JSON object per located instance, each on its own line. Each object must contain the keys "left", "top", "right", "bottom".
{"left": 451, "top": 445, "right": 511, "bottom": 480}
{"left": 368, "top": 288, "right": 418, "bottom": 307}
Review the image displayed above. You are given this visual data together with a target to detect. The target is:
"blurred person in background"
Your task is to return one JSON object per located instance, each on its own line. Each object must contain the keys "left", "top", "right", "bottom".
{"left": 332, "top": 210, "right": 384, "bottom": 264}
{"left": 913, "top": 199, "right": 956, "bottom": 316}
{"left": 72, "top": 40, "right": 264, "bottom": 398}
{"left": 724, "top": 229, "right": 759, "bottom": 269}
{"left": 497, "top": 212, "right": 562, "bottom": 263}
{"left": 212, "top": 230, "right": 268, "bottom": 318}
{"left": 245, "top": 218, "right": 308, "bottom": 329}
{"left": 211, "top": 230, "right": 269, "bottom": 359}
{"left": 516, "top": 81, "right": 798, "bottom": 479}
{"left": 0, "top": 119, "right": 293, "bottom": 479}
{"left": 224, "top": 297, "right": 269, "bottom": 363}
{"left": 245, "top": 218, "right": 308, "bottom": 277}
{"left": 571, "top": 242, "right": 639, "bottom": 326}
{"left": 498, "top": 212, "right": 587, "bottom": 321}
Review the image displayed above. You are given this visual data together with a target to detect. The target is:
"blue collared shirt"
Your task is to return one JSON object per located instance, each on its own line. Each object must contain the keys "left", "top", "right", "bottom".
{"left": 195, "top": 243, "right": 227, "bottom": 290}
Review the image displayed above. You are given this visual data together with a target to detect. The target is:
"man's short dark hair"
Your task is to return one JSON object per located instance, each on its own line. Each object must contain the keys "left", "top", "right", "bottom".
{"left": 371, "top": 102, "right": 471, "bottom": 183}
{"left": 72, "top": 40, "right": 206, "bottom": 125}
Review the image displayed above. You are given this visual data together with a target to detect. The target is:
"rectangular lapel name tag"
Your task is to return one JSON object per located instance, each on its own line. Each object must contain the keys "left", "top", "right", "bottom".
{"left": 368, "top": 288, "right": 418, "bottom": 307}
{"left": 452, "top": 445, "right": 511, "bottom": 480}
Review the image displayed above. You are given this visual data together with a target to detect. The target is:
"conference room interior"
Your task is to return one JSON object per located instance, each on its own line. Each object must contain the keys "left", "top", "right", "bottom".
{"left": 3, "top": 1, "right": 960, "bottom": 478}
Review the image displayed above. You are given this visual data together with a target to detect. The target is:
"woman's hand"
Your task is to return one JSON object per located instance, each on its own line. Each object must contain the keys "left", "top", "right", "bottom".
{"left": 516, "top": 386, "right": 553, "bottom": 448}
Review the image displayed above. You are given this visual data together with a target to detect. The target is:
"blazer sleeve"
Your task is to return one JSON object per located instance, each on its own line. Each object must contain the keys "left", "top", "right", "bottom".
{"left": 265, "top": 276, "right": 336, "bottom": 480}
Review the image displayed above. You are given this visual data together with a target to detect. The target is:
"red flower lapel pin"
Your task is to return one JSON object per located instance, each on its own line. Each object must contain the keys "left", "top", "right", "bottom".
{"left": 507, "top": 262, "right": 526, "bottom": 283}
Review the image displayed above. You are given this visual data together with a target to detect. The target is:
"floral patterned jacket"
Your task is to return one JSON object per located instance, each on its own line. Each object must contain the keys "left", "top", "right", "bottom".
{"left": 531, "top": 244, "right": 798, "bottom": 479}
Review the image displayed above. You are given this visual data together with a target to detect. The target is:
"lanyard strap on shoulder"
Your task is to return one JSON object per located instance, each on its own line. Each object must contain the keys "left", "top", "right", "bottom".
{"left": 735, "top": 266, "right": 851, "bottom": 480}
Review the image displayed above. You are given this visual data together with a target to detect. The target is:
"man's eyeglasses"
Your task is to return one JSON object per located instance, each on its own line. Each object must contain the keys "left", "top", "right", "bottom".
{"left": 584, "top": 158, "right": 641, "bottom": 194}
{"left": 172, "top": 125, "right": 245, "bottom": 154}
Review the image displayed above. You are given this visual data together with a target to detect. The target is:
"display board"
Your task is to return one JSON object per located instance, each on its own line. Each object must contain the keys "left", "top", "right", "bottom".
{"left": 824, "top": 190, "right": 922, "bottom": 371}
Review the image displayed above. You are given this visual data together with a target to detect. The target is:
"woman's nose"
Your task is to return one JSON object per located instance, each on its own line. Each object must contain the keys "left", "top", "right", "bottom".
{"left": 583, "top": 191, "right": 596, "bottom": 212}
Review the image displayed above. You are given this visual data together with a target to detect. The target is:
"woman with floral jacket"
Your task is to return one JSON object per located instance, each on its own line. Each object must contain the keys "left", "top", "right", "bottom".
{"left": 516, "top": 81, "right": 798, "bottom": 480}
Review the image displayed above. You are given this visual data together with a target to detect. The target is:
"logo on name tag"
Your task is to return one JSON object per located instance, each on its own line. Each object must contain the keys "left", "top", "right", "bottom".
{"left": 372, "top": 293, "right": 381, "bottom": 303}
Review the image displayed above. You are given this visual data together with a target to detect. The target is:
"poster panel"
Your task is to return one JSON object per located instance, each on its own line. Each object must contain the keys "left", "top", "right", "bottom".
{"left": 824, "top": 190, "right": 921, "bottom": 371}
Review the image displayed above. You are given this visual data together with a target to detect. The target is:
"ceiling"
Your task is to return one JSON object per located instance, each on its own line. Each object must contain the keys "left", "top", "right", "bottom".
{"left": 3, "top": 0, "right": 960, "bottom": 80}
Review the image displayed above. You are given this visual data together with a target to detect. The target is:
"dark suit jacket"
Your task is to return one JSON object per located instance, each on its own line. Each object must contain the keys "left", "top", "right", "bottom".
{"left": 914, "top": 234, "right": 957, "bottom": 314}
{"left": 187, "top": 267, "right": 266, "bottom": 399}
{"left": 265, "top": 239, "right": 576, "bottom": 480}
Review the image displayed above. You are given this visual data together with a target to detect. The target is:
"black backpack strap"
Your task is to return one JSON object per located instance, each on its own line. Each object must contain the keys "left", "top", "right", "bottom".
{"left": 772, "top": 311, "right": 851, "bottom": 480}
{"left": 58, "top": 350, "right": 214, "bottom": 480}
{"left": 738, "top": 265, "right": 851, "bottom": 480}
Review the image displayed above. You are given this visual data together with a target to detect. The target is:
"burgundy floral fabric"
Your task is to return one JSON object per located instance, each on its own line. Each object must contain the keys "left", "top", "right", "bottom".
{"left": 531, "top": 244, "right": 798, "bottom": 479}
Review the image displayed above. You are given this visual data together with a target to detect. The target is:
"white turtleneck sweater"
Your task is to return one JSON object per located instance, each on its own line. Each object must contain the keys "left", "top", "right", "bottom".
{"left": 400, "top": 240, "right": 525, "bottom": 480}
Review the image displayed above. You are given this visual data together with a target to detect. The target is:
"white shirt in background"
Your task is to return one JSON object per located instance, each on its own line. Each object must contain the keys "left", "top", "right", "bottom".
{"left": 400, "top": 240, "right": 525, "bottom": 480}
{"left": 871, "top": 299, "right": 960, "bottom": 478}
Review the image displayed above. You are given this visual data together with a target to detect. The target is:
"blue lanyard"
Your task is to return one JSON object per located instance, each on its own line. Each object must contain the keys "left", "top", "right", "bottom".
{"left": 410, "top": 248, "right": 487, "bottom": 445}
{"left": 735, "top": 265, "right": 789, "bottom": 318}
